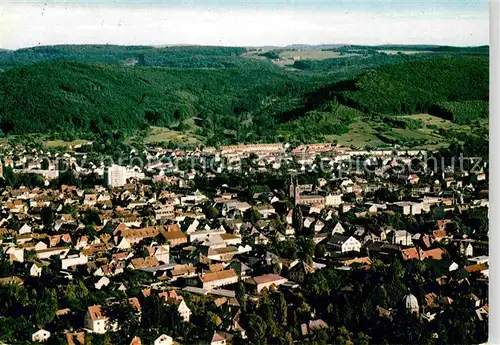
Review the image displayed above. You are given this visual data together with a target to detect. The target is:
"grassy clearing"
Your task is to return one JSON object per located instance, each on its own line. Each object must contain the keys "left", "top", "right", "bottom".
{"left": 275, "top": 50, "right": 360, "bottom": 67}
{"left": 325, "top": 113, "right": 484, "bottom": 150}
{"left": 44, "top": 139, "right": 92, "bottom": 149}
{"left": 405, "top": 114, "right": 461, "bottom": 129}
{"left": 144, "top": 127, "right": 203, "bottom": 145}
{"left": 142, "top": 118, "right": 204, "bottom": 145}
{"left": 243, "top": 49, "right": 360, "bottom": 68}
{"left": 325, "top": 121, "right": 385, "bottom": 148}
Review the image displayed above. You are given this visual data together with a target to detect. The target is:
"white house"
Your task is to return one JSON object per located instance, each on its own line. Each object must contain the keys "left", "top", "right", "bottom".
{"left": 154, "top": 334, "right": 173, "bottom": 345}
{"left": 95, "top": 276, "right": 111, "bottom": 290}
{"left": 331, "top": 222, "right": 345, "bottom": 235}
{"left": 325, "top": 193, "right": 343, "bottom": 206}
{"left": 463, "top": 243, "right": 474, "bottom": 257}
{"left": 34, "top": 241, "right": 48, "bottom": 251}
{"left": 389, "top": 230, "right": 413, "bottom": 246}
{"left": 152, "top": 245, "right": 170, "bottom": 264}
{"left": 313, "top": 220, "right": 325, "bottom": 233}
{"left": 18, "top": 223, "right": 32, "bottom": 235}
{"left": 6, "top": 247, "right": 24, "bottom": 263}
{"left": 449, "top": 262, "right": 459, "bottom": 272}
{"left": 186, "top": 219, "right": 200, "bottom": 233}
{"left": 104, "top": 164, "right": 145, "bottom": 188}
{"left": 29, "top": 262, "right": 44, "bottom": 277}
{"left": 251, "top": 274, "right": 288, "bottom": 293}
{"left": 340, "top": 179, "right": 354, "bottom": 192}
{"left": 303, "top": 217, "right": 314, "bottom": 228}
{"left": 389, "top": 201, "right": 422, "bottom": 215}
{"left": 61, "top": 254, "right": 88, "bottom": 270}
{"left": 160, "top": 290, "right": 192, "bottom": 322}
{"left": 175, "top": 299, "right": 192, "bottom": 322}
{"left": 32, "top": 329, "right": 51, "bottom": 342}
{"left": 85, "top": 305, "right": 114, "bottom": 334}
{"left": 116, "top": 237, "right": 132, "bottom": 250}
{"left": 327, "top": 235, "right": 361, "bottom": 253}
{"left": 284, "top": 224, "right": 295, "bottom": 236}
{"left": 36, "top": 247, "right": 70, "bottom": 260}
{"left": 256, "top": 204, "right": 276, "bottom": 219}
{"left": 210, "top": 332, "right": 227, "bottom": 345}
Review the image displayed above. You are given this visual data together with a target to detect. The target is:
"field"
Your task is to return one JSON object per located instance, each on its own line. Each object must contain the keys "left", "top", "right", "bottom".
{"left": 141, "top": 118, "right": 204, "bottom": 145}
{"left": 325, "top": 114, "right": 485, "bottom": 150}
{"left": 43, "top": 139, "right": 93, "bottom": 149}
{"left": 143, "top": 127, "right": 203, "bottom": 145}
{"left": 374, "top": 50, "right": 432, "bottom": 55}
{"left": 325, "top": 121, "right": 385, "bottom": 148}
{"left": 406, "top": 114, "right": 465, "bottom": 129}
{"left": 243, "top": 49, "right": 361, "bottom": 68}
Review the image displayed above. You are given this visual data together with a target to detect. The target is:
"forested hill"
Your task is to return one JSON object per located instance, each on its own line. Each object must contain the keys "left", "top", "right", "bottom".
{"left": 0, "top": 60, "right": 309, "bottom": 136}
{"left": 331, "top": 56, "right": 489, "bottom": 115}
{"left": 0, "top": 49, "right": 489, "bottom": 146}
{"left": 0, "top": 45, "right": 248, "bottom": 69}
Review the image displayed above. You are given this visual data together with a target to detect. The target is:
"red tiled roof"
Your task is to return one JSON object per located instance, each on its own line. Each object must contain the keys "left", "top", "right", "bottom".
{"left": 141, "top": 288, "right": 151, "bottom": 298}
{"left": 128, "top": 297, "right": 141, "bottom": 312}
{"left": 66, "top": 332, "right": 85, "bottom": 345}
{"left": 130, "top": 257, "right": 159, "bottom": 269}
{"left": 465, "top": 263, "right": 488, "bottom": 273}
{"left": 87, "top": 305, "right": 105, "bottom": 321}
{"left": 432, "top": 230, "right": 447, "bottom": 239}
{"left": 401, "top": 247, "right": 419, "bottom": 261}
{"left": 159, "top": 289, "right": 183, "bottom": 303}
{"left": 211, "top": 332, "right": 225, "bottom": 343}
{"left": 425, "top": 293, "right": 438, "bottom": 306}
{"left": 252, "top": 274, "right": 286, "bottom": 285}
{"left": 129, "top": 337, "right": 142, "bottom": 345}
{"left": 200, "top": 269, "right": 237, "bottom": 283}
{"left": 421, "top": 248, "right": 445, "bottom": 260}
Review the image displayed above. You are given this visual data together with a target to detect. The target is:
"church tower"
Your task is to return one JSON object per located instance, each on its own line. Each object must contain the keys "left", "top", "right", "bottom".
{"left": 402, "top": 289, "right": 420, "bottom": 315}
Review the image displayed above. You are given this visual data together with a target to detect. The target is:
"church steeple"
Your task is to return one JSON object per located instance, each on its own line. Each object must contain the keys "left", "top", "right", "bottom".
{"left": 402, "top": 289, "right": 420, "bottom": 315}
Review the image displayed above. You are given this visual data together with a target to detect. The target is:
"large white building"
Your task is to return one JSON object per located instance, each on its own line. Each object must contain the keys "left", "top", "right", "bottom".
{"left": 85, "top": 305, "right": 111, "bottom": 334}
{"left": 61, "top": 254, "right": 88, "bottom": 270}
{"left": 154, "top": 334, "right": 173, "bottom": 345}
{"left": 327, "top": 235, "right": 361, "bottom": 253}
{"left": 104, "top": 165, "right": 145, "bottom": 188}
{"left": 325, "top": 193, "right": 343, "bottom": 206}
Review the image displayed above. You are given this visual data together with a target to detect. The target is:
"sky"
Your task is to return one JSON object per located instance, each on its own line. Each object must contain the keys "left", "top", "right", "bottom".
{"left": 0, "top": 0, "right": 490, "bottom": 49}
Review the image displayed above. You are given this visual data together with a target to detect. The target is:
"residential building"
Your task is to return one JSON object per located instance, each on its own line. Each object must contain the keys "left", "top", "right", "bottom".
{"left": 154, "top": 334, "right": 173, "bottom": 345}
{"left": 325, "top": 193, "right": 343, "bottom": 206}
{"left": 288, "top": 261, "right": 315, "bottom": 283}
{"left": 327, "top": 235, "right": 361, "bottom": 253}
{"left": 190, "top": 269, "right": 239, "bottom": 290}
{"left": 104, "top": 164, "right": 145, "bottom": 188}
{"left": 250, "top": 274, "right": 288, "bottom": 293}
{"left": 32, "top": 329, "right": 51, "bottom": 342}
{"left": 85, "top": 305, "right": 113, "bottom": 334}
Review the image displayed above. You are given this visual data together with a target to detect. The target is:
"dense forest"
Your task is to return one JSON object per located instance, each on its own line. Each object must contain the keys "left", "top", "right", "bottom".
{"left": 336, "top": 57, "right": 489, "bottom": 115}
{"left": 0, "top": 60, "right": 310, "bottom": 136}
{"left": 429, "top": 101, "right": 489, "bottom": 125}
{"left": 0, "top": 44, "right": 490, "bottom": 147}
{"left": 0, "top": 45, "right": 247, "bottom": 70}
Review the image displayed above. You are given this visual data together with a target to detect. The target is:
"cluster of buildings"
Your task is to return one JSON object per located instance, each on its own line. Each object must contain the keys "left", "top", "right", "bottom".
{"left": 0, "top": 141, "right": 489, "bottom": 344}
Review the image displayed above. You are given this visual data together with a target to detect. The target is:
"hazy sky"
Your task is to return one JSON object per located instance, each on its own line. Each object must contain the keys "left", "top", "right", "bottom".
{"left": 0, "top": 0, "right": 490, "bottom": 49}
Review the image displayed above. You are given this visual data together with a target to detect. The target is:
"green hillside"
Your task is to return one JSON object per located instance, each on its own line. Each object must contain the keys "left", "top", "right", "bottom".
{"left": 0, "top": 45, "right": 247, "bottom": 69}
{"left": 0, "top": 60, "right": 309, "bottom": 136}
{"left": 236, "top": 56, "right": 489, "bottom": 146}
{"left": 0, "top": 46, "right": 489, "bottom": 149}
{"left": 335, "top": 56, "right": 488, "bottom": 115}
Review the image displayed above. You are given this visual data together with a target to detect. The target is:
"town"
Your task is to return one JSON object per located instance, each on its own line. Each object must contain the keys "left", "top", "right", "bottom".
{"left": 0, "top": 140, "right": 489, "bottom": 345}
